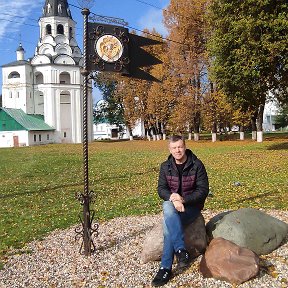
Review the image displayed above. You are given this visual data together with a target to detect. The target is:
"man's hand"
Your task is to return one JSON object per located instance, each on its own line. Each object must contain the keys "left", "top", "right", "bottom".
{"left": 173, "top": 200, "right": 185, "bottom": 212}
{"left": 170, "top": 193, "right": 185, "bottom": 212}
{"left": 170, "top": 193, "right": 183, "bottom": 203}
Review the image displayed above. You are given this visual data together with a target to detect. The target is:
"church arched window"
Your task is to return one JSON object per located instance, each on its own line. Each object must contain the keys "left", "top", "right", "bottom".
{"left": 35, "top": 72, "right": 44, "bottom": 84}
{"left": 59, "top": 72, "right": 71, "bottom": 84}
{"left": 57, "top": 24, "right": 64, "bottom": 35}
{"left": 8, "top": 71, "right": 20, "bottom": 79}
{"left": 69, "top": 27, "right": 73, "bottom": 39}
{"left": 46, "top": 24, "right": 52, "bottom": 35}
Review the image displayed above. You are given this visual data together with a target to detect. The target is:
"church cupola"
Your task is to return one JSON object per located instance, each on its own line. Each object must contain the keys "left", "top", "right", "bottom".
{"left": 16, "top": 43, "right": 25, "bottom": 61}
{"left": 42, "top": 0, "right": 72, "bottom": 19}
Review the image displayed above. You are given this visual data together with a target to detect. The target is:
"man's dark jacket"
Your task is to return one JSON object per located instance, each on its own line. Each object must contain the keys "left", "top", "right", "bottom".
{"left": 158, "top": 149, "right": 209, "bottom": 210}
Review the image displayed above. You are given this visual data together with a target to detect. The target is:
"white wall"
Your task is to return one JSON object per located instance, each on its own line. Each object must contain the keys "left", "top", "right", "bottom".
{"left": 0, "top": 130, "right": 56, "bottom": 148}
{"left": 2, "top": 64, "right": 33, "bottom": 113}
{"left": 0, "top": 132, "right": 14, "bottom": 147}
{"left": 0, "top": 130, "right": 29, "bottom": 147}
{"left": 28, "top": 131, "right": 55, "bottom": 146}
{"left": 263, "top": 101, "right": 279, "bottom": 132}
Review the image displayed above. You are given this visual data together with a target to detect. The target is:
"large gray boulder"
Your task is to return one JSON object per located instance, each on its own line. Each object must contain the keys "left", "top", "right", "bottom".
{"left": 200, "top": 237, "right": 260, "bottom": 285}
{"left": 206, "top": 208, "right": 288, "bottom": 255}
{"left": 141, "top": 213, "right": 207, "bottom": 263}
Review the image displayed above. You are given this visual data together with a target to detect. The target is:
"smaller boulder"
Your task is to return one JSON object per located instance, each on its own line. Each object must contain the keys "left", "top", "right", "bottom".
{"left": 200, "top": 237, "right": 260, "bottom": 285}
{"left": 141, "top": 213, "right": 207, "bottom": 263}
{"left": 141, "top": 222, "right": 163, "bottom": 263}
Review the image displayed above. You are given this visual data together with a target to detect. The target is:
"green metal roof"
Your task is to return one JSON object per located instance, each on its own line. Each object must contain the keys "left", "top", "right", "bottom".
{"left": 0, "top": 108, "right": 55, "bottom": 131}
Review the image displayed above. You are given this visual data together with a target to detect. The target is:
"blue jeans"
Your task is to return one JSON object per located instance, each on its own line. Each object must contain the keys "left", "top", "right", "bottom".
{"left": 161, "top": 201, "right": 200, "bottom": 270}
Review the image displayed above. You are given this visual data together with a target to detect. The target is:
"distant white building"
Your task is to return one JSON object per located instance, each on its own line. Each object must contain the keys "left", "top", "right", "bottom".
{"left": 263, "top": 99, "right": 279, "bottom": 132}
{"left": 0, "top": 0, "right": 93, "bottom": 148}
{"left": 93, "top": 122, "right": 120, "bottom": 140}
{"left": 93, "top": 100, "right": 145, "bottom": 140}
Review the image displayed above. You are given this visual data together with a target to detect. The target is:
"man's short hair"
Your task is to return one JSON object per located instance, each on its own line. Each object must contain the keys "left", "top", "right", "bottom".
{"left": 169, "top": 135, "right": 185, "bottom": 144}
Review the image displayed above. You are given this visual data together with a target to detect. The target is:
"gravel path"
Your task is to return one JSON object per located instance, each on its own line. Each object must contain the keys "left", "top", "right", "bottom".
{"left": 0, "top": 209, "right": 287, "bottom": 288}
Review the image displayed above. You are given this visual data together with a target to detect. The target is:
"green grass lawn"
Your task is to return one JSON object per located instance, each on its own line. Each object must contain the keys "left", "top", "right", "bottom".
{"left": 0, "top": 137, "right": 288, "bottom": 259}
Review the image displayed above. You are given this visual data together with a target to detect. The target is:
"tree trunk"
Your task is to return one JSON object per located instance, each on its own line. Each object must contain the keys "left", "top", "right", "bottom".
{"left": 251, "top": 113, "right": 257, "bottom": 141}
{"left": 194, "top": 111, "right": 201, "bottom": 142}
{"left": 239, "top": 125, "right": 245, "bottom": 140}
{"left": 211, "top": 121, "right": 217, "bottom": 142}
{"left": 188, "top": 125, "right": 193, "bottom": 140}
{"left": 127, "top": 125, "right": 133, "bottom": 140}
{"left": 194, "top": 112, "right": 200, "bottom": 134}
{"left": 145, "top": 125, "right": 151, "bottom": 140}
{"left": 211, "top": 122, "right": 217, "bottom": 142}
{"left": 156, "top": 121, "right": 161, "bottom": 140}
{"left": 161, "top": 123, "right": 166, "bottom": 140}
{"left": 151, "top": 126, "right": 157, "bottom": 141}
{"left": 257, "top": 104, "right": 264, "bottom": 143}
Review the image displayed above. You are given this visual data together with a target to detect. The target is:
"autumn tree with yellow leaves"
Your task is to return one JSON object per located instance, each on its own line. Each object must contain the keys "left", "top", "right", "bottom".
{"left": 163, "top": 0, "right": 210, "bottom": 140}
{"left": 144, "top": 29, "right": 177, "bottom": 140}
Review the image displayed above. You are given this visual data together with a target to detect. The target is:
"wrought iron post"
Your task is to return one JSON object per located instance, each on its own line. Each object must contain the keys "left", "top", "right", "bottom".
{"left": 82, "top": 7, "right": 91, "bottom": 257}
{"left": 75, "top": 7, "right": 99, "bottom": 257}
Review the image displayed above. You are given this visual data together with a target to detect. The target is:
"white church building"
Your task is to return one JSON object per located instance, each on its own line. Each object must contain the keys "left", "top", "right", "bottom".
{"left": 0, "top": 0, "right": 93, "bottom": 148}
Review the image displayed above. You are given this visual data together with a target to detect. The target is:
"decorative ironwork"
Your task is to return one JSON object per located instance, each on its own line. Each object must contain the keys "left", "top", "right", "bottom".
{"left": 89, "top": 25, "right": 104, "bottom": 40}
{"left": 75, "top": 190, "right": 99, "bottom": 254}
{"left": 75, "top": 189, "right": 95, "bottom": 205}
{"left": 114, "top": 57, "right": 130, "bottom": 72}
{"left": 114, "top": 27, "right": 129, "bottom": 43}
{"left": 89, "top": 14, "right": 128, "bottom": 27}
{"left": 88, "top": 54, "right": 105, "bottom": 70}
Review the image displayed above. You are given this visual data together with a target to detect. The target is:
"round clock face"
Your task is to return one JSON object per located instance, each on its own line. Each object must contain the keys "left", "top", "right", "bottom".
{"left": 95, "top": 35, "right": 124, "bottom": 63}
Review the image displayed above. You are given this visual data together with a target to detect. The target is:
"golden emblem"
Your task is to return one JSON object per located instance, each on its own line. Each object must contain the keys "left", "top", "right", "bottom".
{"left": 95, "top": 35, "right": 123, "bottom": 63}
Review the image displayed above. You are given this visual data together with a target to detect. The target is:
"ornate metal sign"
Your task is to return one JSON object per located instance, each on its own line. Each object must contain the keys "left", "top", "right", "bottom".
{"left": 87, "top": 23, "right": 130, "bottom": 74}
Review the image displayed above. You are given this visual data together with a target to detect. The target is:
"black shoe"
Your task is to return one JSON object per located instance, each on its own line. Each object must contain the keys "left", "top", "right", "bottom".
{"left": 176, "top": 249, "right": 191, "bottom": 269}
{"left": 151, "top": 267, "right": 172, "bottom": 287}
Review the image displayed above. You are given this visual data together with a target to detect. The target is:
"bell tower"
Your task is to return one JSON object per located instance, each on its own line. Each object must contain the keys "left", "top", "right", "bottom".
{"left": 40, "top": 0, "right": 74, "bottom": 40}
{"left": 29, "top": 0, "right": 92, "bottom": 144}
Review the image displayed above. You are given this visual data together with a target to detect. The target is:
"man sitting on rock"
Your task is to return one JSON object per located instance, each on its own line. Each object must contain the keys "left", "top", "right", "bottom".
{"left": 152, "top": 135, "right": 209, "bottom": 287}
